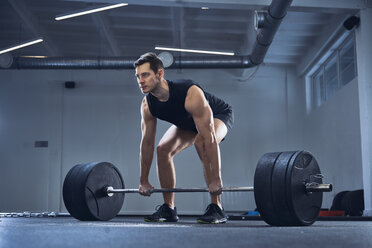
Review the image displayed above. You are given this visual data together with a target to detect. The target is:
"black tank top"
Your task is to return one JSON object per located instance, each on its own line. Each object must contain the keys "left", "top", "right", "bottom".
{"left": 146, "top": 79, "right": 231, "bottom": 133}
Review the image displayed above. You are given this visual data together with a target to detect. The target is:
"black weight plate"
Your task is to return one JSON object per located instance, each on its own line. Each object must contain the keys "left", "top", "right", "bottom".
{"left": 63, "top": 162, "right": 125, "bottom": 221}
{"left": 63, "top": 163, "right": 95, "bottom": 220}
{"left": 254, "top": 152, "right": 285, "bottom": 226}
{"left": 85, "top": 162, "right": 125, "bottom": 220}
{"left": 271, "top": 151, "right": 300, "bottom": 225}
{"left": 330, "top": 191, "right": 349, "bottom": 211}
{"left": 254, "top": 151, "right": 323, "bottom": 226}
{"left": 341, "top": 190, "right": 364, "bottom": 216}
{"left": 288, "top": 151, "right": 322, "bottom": 225}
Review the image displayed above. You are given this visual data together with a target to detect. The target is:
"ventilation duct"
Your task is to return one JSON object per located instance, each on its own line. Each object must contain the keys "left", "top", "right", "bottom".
{"left": 8, "top": 0, "right": 293, "bottom": 70}
{"left": 11, "top": 56, "right": 253, "bottom": 69}
{"left": 250, "top": 0, "right": 293, "bottom": 65}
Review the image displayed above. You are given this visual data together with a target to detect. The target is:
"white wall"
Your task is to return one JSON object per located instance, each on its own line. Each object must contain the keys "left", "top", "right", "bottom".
{"left": 0, "top": 71, "right": 56, "bottom": 211}
{"left": 0, "top": 64, "right": 304, "bottom": 214}
{"left": 285, "top": 65, "right": 363, "bottom": 209}
{"left": 292, "top": 8, "right": 372, "bottom": 214}
{"left": 356, "top": 7, "right": 372, "bottom": 216}
{"left": 300, "top": 78, "right": 363, "bottom": 206}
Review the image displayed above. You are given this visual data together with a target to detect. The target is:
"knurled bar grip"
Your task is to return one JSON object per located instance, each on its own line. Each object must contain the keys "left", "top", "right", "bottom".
{"left": 105, "top": 184, "right": 332, "bottom": 196}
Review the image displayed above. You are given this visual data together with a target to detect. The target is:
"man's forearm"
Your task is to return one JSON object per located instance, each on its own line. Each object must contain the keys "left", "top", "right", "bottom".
{"left": 140, "top": 142, "right": 155, "bottom": 183}
{"left": 204, "top": 140, "right": 222, "bottom": 182}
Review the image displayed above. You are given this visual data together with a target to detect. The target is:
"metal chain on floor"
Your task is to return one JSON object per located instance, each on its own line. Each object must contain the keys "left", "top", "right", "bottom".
{"left": 0, "top": 212, "right": 59, "bottom": 218}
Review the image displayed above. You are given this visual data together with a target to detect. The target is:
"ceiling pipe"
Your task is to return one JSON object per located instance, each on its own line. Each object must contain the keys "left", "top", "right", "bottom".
{"left": 8, "top": 0, "right": 293, "bottom": 70}
{"left": 11, "top": 56, "right": 137, "bottom": 69}
{"left": 11, "top": 55, "right": 252, "bottom": 69}
{"left": 250, "top": 0, "right": 293, "bottom": 65}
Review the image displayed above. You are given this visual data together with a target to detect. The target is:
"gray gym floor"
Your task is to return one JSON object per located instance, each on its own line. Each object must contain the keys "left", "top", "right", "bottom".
{"left": 1, "top": 216, "right": 372, "bottom": 248}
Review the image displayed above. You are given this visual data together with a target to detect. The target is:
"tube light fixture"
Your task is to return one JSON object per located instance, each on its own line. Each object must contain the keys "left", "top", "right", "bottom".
{"left": 55, "top": 3, "right": 128, "bottom": 21}
{"left": 0, "top": 38, "right": 43, "bottom": 55}
{"left": 20, "top": 55, "right": 48, "bottom": 58}
{"left": 155, "top": 47, "right": 234, "bottom": 56}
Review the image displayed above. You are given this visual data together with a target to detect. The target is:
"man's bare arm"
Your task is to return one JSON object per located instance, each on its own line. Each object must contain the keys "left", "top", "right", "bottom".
{"left": 185, "top": 86, "right": 222, "bottom": 195}
{"left": 139, "top": 96, "right": 157, "bottom": 196}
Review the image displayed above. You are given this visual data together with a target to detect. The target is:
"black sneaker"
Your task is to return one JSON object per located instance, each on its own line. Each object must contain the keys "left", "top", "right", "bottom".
{"left": 144, "top": 204, "right": 179, "bottom": 222}
{"left": 197, "top": 203, "right": 227, "bottom": 224}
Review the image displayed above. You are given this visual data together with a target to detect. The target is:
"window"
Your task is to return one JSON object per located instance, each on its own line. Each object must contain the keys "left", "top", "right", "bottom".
{"left": 310, "top": 32, "right": 357, "bottom": 109}
{"left": 312, "top": 70, "right": 324, "bottom": 108}
{"left": 339, "top": 36, "right": 356, "bottom": 86}
{"left": 325, "top": 54, "right": 338, "bottom": 100}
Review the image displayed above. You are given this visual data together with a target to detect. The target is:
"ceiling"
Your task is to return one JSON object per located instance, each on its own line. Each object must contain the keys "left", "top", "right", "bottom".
{"left": 0, "top": 0, "right": 364, "bottom": 68}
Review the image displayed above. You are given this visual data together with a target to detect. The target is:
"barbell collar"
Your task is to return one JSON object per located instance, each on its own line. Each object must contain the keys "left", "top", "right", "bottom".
{"left": 305, "top": 183, "right": 333, "bottom": 193}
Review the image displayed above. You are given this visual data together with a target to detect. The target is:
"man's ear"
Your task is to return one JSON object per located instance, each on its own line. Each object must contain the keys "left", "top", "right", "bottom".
{"left": 157, "top": 68, "right": 164, "bottom": 78}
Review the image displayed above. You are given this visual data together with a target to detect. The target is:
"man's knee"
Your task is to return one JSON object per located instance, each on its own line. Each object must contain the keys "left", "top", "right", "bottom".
{"left": 157, "top": 143, "right": 173, "bottom": 160}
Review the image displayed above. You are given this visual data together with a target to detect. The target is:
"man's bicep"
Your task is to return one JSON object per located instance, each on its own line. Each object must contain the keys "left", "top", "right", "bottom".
{"left": 185, "top": 87, "right": 214, "bottom": 136}
{"left": 185, "top": 86, "right": 209, "bottom": 116}
{"left": 193, "top": 105, "right": 214, "bottom": 137}
{"left": 140, "top": 98, "right": 157, "bottom": 141}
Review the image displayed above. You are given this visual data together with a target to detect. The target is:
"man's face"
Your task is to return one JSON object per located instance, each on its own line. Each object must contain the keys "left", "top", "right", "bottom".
{"left": 135, "top": 62, "right": 161, "bottom": 94}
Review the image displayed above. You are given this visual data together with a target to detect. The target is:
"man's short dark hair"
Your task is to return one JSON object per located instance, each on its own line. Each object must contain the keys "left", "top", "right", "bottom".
{"left": 133, "top": 52, "right": 164, "bottom": 73}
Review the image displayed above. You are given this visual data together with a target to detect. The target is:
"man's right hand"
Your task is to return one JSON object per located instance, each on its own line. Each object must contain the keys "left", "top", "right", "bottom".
{"left": 139, "top": 182, "right": 154, "bottom": 196}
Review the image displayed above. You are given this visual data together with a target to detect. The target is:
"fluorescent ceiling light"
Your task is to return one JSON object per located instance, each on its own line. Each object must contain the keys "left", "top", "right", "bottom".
{"left": 155, "top": 47, "right": 234, "bottom": 56}
{"left": 55, "top": 3, "right": 128, "bottom": 21}
{"left": 201, "top": 7, "right": 209, "bottom": 10}
{"left": 20, "top": 55, "right": 48, "bottom": 58}
{"left": 0, "top": 39, "right": 43, "bottom": 55}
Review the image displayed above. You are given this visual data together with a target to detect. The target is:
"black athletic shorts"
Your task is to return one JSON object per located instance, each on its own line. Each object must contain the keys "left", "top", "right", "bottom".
{"left": 214, "top": 106, "right": 234, "bottom": 132}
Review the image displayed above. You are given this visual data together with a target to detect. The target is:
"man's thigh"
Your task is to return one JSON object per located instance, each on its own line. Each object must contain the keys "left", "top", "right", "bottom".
{"left": 158, "top": 125, "right": 197, "bottom": 157}
{"left": 214, "top": 118, "right": 228, "bottom": 144}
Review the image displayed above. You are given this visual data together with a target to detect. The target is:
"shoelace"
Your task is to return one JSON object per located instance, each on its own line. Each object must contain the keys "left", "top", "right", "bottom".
{"left": 204, "top": 204, "right": 217, "bottom": 216}
{"left": 152, "top": 204, "right": 166, "bottom": 216}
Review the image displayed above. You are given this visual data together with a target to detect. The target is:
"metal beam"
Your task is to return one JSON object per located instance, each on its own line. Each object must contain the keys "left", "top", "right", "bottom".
{"left": 62, "top": 0, "right": 366, "bottom": 11}
{"left": 7, "top": 0, "right": 59, "bottom": 56}
{"left": 169, "top": 7, "right": 186, "bottom": 49}
{"left": 170, "top": 7, "right": 180, "bottom": 48}
{"left": 239, "top": 11, "right": 256, "bottom": 77}
{"left": 91, "top": 13, "right": 121, "bottom": 56}
{"left": 264, "top": 56, "right": 298, "bottom": 64}
{"left": 296, "top": 14, "right": 349, "bottom": 75}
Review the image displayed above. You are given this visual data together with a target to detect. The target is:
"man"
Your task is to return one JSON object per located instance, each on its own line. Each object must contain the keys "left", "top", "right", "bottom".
{"left": 134, "top": 52, "right": 233, "bottom": 224}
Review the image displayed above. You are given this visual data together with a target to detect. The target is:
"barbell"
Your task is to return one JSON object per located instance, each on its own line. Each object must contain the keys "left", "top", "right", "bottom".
{"left": 62, "top": 150, "right": 332, "bottom": 226}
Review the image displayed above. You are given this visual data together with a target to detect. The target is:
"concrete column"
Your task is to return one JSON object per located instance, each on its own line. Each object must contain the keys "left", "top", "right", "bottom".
{"left": 356, "top": 7, "right": 372, "bottom": 216}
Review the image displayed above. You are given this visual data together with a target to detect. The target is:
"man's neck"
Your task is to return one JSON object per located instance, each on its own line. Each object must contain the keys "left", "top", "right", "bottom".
{"left": 151, "top": 79, "right": 169, "bottom": 102}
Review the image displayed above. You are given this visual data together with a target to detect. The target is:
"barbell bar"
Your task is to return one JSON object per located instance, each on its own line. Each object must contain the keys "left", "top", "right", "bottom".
{"left": 105, "top": 186, "right": 254, "bottom": 196}
{"left": 105, "top": 183, "right": 332, "bottom": 197}
{"left": 62, "top": 150, "right": 333, "bottom": 226}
